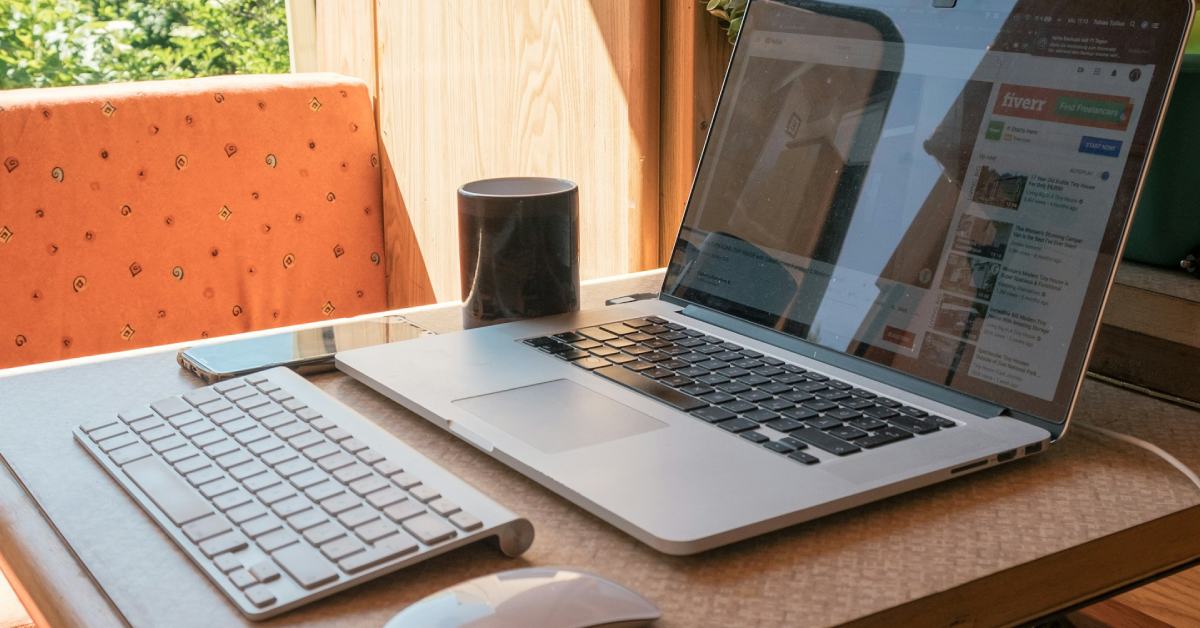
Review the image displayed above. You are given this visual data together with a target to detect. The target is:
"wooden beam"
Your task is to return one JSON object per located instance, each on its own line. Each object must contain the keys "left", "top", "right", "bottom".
{"left": 659, "top": 0, "right": 731, "bottom": 263}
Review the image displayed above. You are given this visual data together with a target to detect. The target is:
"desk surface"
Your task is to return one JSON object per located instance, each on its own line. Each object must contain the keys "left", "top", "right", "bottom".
{"left": 2, "top": 272, "right": 1199, "bottom": 627}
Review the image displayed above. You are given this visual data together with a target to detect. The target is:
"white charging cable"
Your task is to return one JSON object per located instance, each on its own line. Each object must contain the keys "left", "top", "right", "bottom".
{"left": 1075, "top": 422, "right": 1200, "bottom": 492}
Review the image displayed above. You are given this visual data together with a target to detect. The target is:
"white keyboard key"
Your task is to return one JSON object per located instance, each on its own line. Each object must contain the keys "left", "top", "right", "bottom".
{"left": 242, "top": 515, "right": 283, "bottom": 538}
{"left": 81, "top": 417, "right": 120, "bottom": 434}
{"left": 303, "top": 522, "right": 344, "bottom": 546}
{"left": 337, "top": 506, "right": 378, "bottom": 529}
{"left": 391, "top": 472, "right": 421, "bottom": 489}
{"left": 182, "top": 514, "right": 232, "bottom": 543}
{"left": 428, "top": 498, "right": 460, "bottom": 517}
{"left": 341, "top": 438, "right": 368, "bottom": 454}
{"left": 200, "top": 478, "right": 238, "bottom": 499}
{"left": 333, "top": 463, "right": 371, "bottom": 484}
{"left": 109, "top": 443, "right": 151, "bottom": 466}
{"left": 271, "top": 543, "right": 339, "bottom": 589}
{"left": 235, "top": 427, "right": 271, "bottom": 446}
{"left": 353, "top": 519, "right": 397, "bottom": 544}
{"left": 151, "top": 397, "right": 191, "bottom": 419}
{"left": 216, "top": 450, "right": 252, "bottom": 469}
{"left": 244, "top": 585, "right": 276, "bottom": 608}
{"left": 244, "top": 472, "right": 282, "bottom": 493}
{"left": 99, "top": 433, "right": 137, "bottom": 453}
{"left": 449, "top": 512, "right": 483, "bottom": 531}
{"left": 227, "top": 503, "right": 267, "bottom": 525}
{"left": 374, "top": 460, "right": 403, "bottom": 476}
{"left": 186, "top": 467, "right": 223, "bottom": 487}
{"left": 258, "top": 484, "right": 295, "bottom": 505}
{"left": 249, "top": 561, "right": 281, "bottom": 583}
{"left": 123, "top": 457, "right": 212, "bottom": 525}
{"left": 366, "top": 487, "right": 406, "bottom": 510}
{"left": 248, "top": 437, "right": 285, "bottom": 456}
{"left": 90, "top": 422, "right": 129, "bottom": 442}
{"left": 318, "top": 453, "right": 355, "bottom": 472}
{"left": 409, "top": 484, "right": 440, "bottom": 503}
{"left": 230, "top": 461, "right": 267, "bottom": 482}
{"left": 348, "top": 475, "right": 388, "bottom": 497}
{"left": 183, "top": 387, "right": 222, "bottom": 407}
{"left": 140, "top": 425, "right": 175, "bottom": 442}
{"left": 287, "top": 509, "right": 326, "bottom": 532}
{"left": 229, "top": 569, "right": 256, "bottom": 590}
{"left": 258, "top": 528, "right": 299, "bottom": 553}
{"left": 402, "top": 513, "right": 457, "bottom": 545}
{"left": 321, "top": 494, "right": 359, "bottom": 515}
{"left": 290, "top": 469, "right": 329, "bottom": 490}
{"left": 128, "top": 417, "right": 164, "bottom": 434}
{"left": 213, "top": 554, "right": 242, "bottom": 574}
{"left": 383, "top": 500, "right": 424, "bottom": 523}
{"left": 319, "top": 536, "right": 364, "bottom": 561}
{"left": 276, "top": 459, "right": 312, "bottom": 478}
{"left": 151, "top": 435, "right": 187, "bottom": 454}
{"left": 175, "top": 456, "right": 210, "bottom": 475}
{"left": 271, "top": 496, "right": 310, "bottom": 518}
{"left": 338, "top": 532, "right": 418, "bottom": 573}
{"left": 304, "top": 481, "right": 343, "bottom": 502}
{"left": 198, "top": 531, "right": 248, "bottom": 558}
{"left": 214, "top": 490, "right": 252, "bottom": 512}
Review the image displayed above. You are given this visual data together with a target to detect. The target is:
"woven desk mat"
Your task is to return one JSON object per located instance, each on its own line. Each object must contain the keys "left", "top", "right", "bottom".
{"left": 1, "top": 277, "right": 1198, "bottom": 626}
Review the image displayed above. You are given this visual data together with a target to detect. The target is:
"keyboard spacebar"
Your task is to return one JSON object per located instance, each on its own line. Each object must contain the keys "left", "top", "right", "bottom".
{"left": 595, "top": 366, "right": 706, "bottom": 411}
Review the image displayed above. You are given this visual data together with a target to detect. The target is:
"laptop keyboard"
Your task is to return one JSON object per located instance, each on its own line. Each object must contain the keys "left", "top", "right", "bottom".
{"left": 523, "top": 316, "right": 956, "bottom": 465}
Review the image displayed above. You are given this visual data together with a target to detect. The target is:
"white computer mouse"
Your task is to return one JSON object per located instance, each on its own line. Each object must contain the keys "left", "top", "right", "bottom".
{"left": 383, "top": 566, "right": 661, "bottom": 628}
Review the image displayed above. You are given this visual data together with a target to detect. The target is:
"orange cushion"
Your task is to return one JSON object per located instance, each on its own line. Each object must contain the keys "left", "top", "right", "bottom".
{"left": 0, "top": 73, "right": 387, "bottom": 368}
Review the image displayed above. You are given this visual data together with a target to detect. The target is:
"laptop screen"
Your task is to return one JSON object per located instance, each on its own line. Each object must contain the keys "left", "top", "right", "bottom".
{"left": 662, "top": 0, "right": 1189, "bottom": 423}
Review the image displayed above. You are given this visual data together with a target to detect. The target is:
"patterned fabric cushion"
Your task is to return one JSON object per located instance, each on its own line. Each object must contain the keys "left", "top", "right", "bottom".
{"left": 0, "top": 73, "right": 387, "bottom": 368}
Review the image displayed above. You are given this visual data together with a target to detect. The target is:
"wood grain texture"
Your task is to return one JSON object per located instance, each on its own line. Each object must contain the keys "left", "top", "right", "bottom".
{"left": 1114, "top": 565, "right": 1200, "bottom": 626}
{"left": 374, "top": 0, "right": 661, "bottom": 302}
{"left": 314, "top": 0, "right": 377, "bottom": 94}
{"left": 659, "top": 0, "right": 731, "bottom": 262}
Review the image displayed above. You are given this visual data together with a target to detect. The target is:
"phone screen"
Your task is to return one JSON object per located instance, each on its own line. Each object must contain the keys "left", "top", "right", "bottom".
{"left": 183, "top": 316, "right": 429, "bottom": 375}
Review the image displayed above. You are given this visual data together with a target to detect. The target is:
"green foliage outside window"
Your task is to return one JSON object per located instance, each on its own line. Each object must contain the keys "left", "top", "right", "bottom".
{"left": 0, "top": 0, "right": 290, "bottom": 90}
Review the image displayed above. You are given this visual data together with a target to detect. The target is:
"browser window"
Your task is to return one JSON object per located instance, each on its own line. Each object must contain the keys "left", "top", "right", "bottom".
{"left": 663, "top": 0, "right": 1186, "bottom": 422}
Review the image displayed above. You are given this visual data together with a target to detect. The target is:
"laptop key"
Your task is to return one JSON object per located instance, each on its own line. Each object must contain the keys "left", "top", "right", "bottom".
{"left": 790, "top": 428, "right": 860, "bottom": 456}
{"left": 899, "top": 406, "right": 928, "bottom": 417}
{"left": 857, "top": 429, "right": 910, "bottom": 449}
{"left": 825, "top": 408, "right": 862, "bottom": 421}
{"left": 740, "top": 431, "right": 770, "bottom": 444}
{"left": 739, "top": 390, "right": 772, "bottom": 403}
{"left": 802, "top": 400, "right": 839, "bottom": 413}
{"left": 889, "top": 415, "right": 939, "bottom": 435}
{"left": 718, "top": 418, "right": 758, "bottom": 433}
{"left": 573, "top": 357, "right": 613, "bottom": 371}
{"left": 743, "top": 409, "right": 779, "bottom": 423}
{"left": 827, "top": 426, "right": 869, "bottom": 441}
{"left": 699, "top": 391, "right": 735, "bottom": 405}
{"left": 782, "top": 407, "right": 819, "bottom": 421}
{"left": 928, "top": 415, "right": 957, "bottom": 428}
{"left": 692, "top": 407, "right": 736, "bottom": 423}
{"left": 847, "top": 417, "right": 887, "bottom": 432}
{"left": 661, "top": 376, "right": 693, "bottom": 387}
{"left": 557, "top": 349, "right": 590, "bottom": 361}
{"left": 806, "top": 417, "right": 842, "bottom": 430}
{"left": 595, "top": 366, "right": 706, "bottom": 411}
{"left": 864, "top": 405, "right": 899, "bottom": 419}
{"left": 765, "top": 418, "right": 805, "bottom": 433}
{"left": 578, "top": 327, "right": 617, "bottom": 341}
{"left": 759, "top": 398, "right": 794, "bottom": 412}
{"left": 788, "top": 451, "right": 820, "bottom": 465}
{"left": 720, "top": 400, "right": 756, "bottom": 414}
{"left": 764, "top": 441, "right": 796, "bottom": 454}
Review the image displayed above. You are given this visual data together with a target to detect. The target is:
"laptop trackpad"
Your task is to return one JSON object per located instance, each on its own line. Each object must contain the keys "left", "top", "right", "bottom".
{"left": 453, "top": 379, "right": 667, "bottom": 454}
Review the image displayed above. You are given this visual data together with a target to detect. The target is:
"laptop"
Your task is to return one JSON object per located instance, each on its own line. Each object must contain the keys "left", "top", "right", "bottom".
{"left": 338, "top": 0, "right": 1193, "bottom": 554}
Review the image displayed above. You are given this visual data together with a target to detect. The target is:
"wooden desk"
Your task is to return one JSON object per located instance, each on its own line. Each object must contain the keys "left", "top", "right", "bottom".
{"left": 2, "top": 272, "right": 1199, "bottom": 627}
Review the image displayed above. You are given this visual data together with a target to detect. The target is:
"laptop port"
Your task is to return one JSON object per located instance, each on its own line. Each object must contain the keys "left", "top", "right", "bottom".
{"left": 951, "top": 459, "right": 989, "bottom": 475}
{"left": 1025, "top": 443, "right": 1044, "bottom": 455}
{"left": 997, "top": 449, "right": 1017, "bottom": 463}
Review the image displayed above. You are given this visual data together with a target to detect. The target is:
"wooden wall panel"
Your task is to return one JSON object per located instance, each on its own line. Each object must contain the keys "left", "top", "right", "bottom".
{"left": 659, "top": 1, "right": 732, "bottom": 262}
{"left": 314, "top": 0, "right": 377, "bottom": 92}
{"left": 374, "top": 0, "right": 661, "bottom": 301}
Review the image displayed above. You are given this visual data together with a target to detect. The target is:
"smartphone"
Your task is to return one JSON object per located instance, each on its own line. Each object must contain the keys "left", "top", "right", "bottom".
{"left": 177, "top": 315, "right": 431, "bottom": 383}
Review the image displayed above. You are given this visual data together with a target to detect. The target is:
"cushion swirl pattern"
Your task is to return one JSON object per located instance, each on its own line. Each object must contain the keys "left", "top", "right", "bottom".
{"left": 0, "top": 74, "right": 387, "bottom": 368}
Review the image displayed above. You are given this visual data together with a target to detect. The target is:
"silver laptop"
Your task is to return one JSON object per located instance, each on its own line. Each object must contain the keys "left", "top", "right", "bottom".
{"left": 338, "top": 0, "right": 1192, "bottom": 554}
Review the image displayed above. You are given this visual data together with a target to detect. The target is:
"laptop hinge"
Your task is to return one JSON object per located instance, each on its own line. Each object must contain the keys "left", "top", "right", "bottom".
{"left": 678, "top": 303, "right": 1009, "bottom": 420}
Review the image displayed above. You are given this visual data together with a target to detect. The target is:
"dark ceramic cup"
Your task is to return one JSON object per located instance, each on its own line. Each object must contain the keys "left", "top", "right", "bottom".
{"left": 457, "top": 177, "right": 580, "bottom": 329}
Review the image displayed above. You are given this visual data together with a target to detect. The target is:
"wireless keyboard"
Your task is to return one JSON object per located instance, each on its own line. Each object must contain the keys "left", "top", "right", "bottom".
{"left": 74, "top": 367, "right": 534, "bottom": 620}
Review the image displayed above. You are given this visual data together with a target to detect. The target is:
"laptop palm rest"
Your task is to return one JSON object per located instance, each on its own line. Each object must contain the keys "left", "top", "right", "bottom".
{"left": 453, "top": 379, "right": 667, "bottom": 455}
